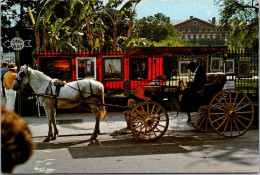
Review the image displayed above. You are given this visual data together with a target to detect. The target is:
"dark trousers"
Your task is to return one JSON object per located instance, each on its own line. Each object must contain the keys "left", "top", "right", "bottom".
{"left": 1, "top": 77, "right": 5, "bottom": 95}
{"left": 181, "top": 87, "right": 201, "bottom": 112}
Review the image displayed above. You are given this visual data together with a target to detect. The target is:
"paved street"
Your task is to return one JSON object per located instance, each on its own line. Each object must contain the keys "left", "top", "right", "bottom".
{"left": 1, "top": 95, "right": 259, "bottom": 173}
{"left": 14, "top": 129, "right": 259, "bottom": 174}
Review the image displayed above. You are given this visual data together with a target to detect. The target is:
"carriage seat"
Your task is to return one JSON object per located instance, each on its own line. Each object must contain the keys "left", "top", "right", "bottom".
{"left": 206, "top": 73, "right": 226, "bottom": 84}
{"left": 200, "top": 73, "right": 227, "bottom": 105}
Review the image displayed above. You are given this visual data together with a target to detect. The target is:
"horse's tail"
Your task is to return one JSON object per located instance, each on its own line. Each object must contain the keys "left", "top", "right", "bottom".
{"left": 100, "top": 85, "right": 107, "bottom": 122}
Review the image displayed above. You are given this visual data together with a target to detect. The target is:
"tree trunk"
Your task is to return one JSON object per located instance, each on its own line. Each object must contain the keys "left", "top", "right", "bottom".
{"left": 98, "top": 28, "right": 102, "bottom": 52}
{"left": 43, "top": 28, "right": 47, "bottom": 53}
{"left": 52, "top": 37, "right": 56, "bottom": 53}
{"left": 113, "top": 22, "right": 117, "bottom": 52}
{"left": 87, "top": 21, "right": 94, "bottom": 51}
{"left": 79, "top": 35, "right": 84, "bottom": 51}
{"left": 35, "top": 28, "right": 40, "bottom": 53}
{"left": 128, "top": 14, "right": 133, "bottom": 37}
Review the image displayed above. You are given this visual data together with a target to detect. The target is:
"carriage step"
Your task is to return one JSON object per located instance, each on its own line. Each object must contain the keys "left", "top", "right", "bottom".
{"left": 56, "top": 119, "right": 83, "bottom": 125}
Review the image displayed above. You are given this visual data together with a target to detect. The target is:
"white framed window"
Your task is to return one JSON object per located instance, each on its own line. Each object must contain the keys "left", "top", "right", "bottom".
{"left": 76, "top": 57, "right": 96, "bottom": 80}
{"left": 225, "top": 34, "right": 229, "bottom": 42}
{"left": 196, "top": 34, "right": 199, "bottom": 40}
{"left": 207, "top": 34, "right": 211, "bottom": 40}
{"left": 190, "top": 34, "right": 194, "bottom": 40}
{"left": 219, "top": 34, "right": 222, "bottom": 41}
{"left": 202, "top": 34, "right": 205, "bottom": 40}
{"left": 213, "top": 34, "right": 216, "bottom": 40}
{"left": 193, "top": 21, "right": 197, "bottom": 26}
{"left": 185, "top": 34, "right": 189, "bottom": 40}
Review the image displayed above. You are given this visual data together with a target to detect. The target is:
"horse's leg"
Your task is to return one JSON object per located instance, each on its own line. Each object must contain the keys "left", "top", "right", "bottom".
{"left": 43, "top": 107, "right": 54, "bottom": 142}
{"left": 89, "top": 104, "right": 100, "bottom": 140}
{"left": 43, "top": 106, "right": 57, "bottom": 142}
{"left": 51, "top": 108, "right": 59, "bottom": 140}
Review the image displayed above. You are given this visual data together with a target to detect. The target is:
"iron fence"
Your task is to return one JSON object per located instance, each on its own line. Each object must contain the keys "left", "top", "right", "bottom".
{"left": 35, "top": 47, "right": 259, "bottom": 95}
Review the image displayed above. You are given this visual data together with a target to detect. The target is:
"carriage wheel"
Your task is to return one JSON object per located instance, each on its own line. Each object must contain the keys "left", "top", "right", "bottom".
{"left": 208, "top": 89, "right": 254, "bottom": 138}
{"left": 124, "top": 98, "right": 138, "bottom": 128}
{"left": 129, "top": 101, "right": 169, "bottom": 141}
{"left": 189, "top": 106, "right": 213, "bottom": 132}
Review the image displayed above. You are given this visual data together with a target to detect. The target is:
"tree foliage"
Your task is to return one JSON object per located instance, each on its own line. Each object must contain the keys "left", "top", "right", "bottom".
{"left": 33, "top": 0, "right": 141, "bottom": 52}
{"left": 134, "top": 13, "right": 180, "bottom": 43}
{"left": 215, "top": 0, "right": 259, "bottom": 49}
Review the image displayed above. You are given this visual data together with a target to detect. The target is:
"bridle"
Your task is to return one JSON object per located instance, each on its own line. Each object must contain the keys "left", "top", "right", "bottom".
{"left": 15, "top": 70, "right": 30, "bottom": 89}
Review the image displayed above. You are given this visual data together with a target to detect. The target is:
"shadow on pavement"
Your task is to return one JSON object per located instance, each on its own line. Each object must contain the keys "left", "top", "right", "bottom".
{"left": 34, "top": 130, "right": 258, "bottom": 167}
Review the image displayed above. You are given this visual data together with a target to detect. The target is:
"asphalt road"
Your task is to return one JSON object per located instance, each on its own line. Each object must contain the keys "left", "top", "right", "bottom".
{"left": 14, "top": 129, "right": 259, "bottom": 174}
{"left": 1, "top": 94, "right": 259, "bottom": 173}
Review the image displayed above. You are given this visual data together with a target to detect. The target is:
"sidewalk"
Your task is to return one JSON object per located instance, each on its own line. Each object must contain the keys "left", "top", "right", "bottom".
{"left": 1, "top": 94, "right": 193, "bottom": 138}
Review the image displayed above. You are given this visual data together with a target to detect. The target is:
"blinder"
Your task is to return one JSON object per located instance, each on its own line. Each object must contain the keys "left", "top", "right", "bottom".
{"left": 15, "top": 70, "right": 30, "bottom": 87}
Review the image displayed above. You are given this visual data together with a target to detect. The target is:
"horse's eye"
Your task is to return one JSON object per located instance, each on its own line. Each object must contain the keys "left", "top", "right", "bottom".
{"left": 20, "top": 72, "right": 26, "bottom": 78}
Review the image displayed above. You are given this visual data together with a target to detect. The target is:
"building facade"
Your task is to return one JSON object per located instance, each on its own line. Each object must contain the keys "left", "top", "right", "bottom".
{"left": 172, "top": 16, "right": 229, "bottom": 45}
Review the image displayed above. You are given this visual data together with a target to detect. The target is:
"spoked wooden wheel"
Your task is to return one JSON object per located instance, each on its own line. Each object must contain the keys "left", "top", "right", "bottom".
{"left": 129, "top": 101, "right": 169, "bottom": 141}
{"left": 189, "top": 106, "right": 213, "bottom": 132}
{"left": 124, "top": 98, "right": 138, "bottom": 128}
{"left": 208, "top": 89, "right": 254, "bottom": 138}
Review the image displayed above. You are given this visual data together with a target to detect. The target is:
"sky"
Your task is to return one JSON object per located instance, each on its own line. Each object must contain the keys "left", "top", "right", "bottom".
{"left": 103, "top": 0, "right": 221, "bottom": 21}
{"left": 135, "top": 0, "right": 220, "bottom": 20}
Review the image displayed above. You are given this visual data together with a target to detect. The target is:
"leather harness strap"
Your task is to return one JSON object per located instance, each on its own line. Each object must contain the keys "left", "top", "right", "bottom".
{"left": 77, "top": 80, "right": 86, "bottom": 101}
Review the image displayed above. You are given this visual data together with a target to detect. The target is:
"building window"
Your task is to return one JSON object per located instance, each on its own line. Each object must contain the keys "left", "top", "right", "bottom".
{"left": 207, "top": 34, "right": 211, "bottom": 40}
{"left": 213, "top": 34, "right": 216, "bottom": 40}
{"left": 185, "top": 29, "right": 189, "bottom": 32}
{"left": 202, "top": 34, "right": 205, "bottom": 40}
{"left": 185, "top": 34, "right": 189, "bottom": 40}
{"left": 196, "top": 34, "right": 199, "bottom": 40}
{"left": 196, "top": 29, "right": 200, "bottom": 32}
{"left": 225, "top": 34, "right": 228, "bottom": 42}
{"left": 208, "top": 29, "right": 211, "bottom": 32}
{"left": 190, "top": 34, "right": 194, "bottom": 40}
{"left": 179, "top": 29, "right": 182, "bottom": 32}
{"left": 190, "top": 29, "right": 194, "bottom": 32}
{"left": 202, "top": 29, "right": 205, "bottom": 32}
{"left": 219, "top": 34, "right": 222, "bottom": 41}
{"left": 193, "top": 21, "right": 197, "bottom": 26}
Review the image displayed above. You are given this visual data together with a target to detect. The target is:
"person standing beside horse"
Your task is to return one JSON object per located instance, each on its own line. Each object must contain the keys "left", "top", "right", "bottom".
{"left": 1, "top": 62, "right": 9, "bottom": 97}
{"left": 3, "top": 63, "right": 17, "bottom": 111}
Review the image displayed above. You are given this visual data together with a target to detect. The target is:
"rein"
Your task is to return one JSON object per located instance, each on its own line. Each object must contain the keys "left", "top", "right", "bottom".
{"left": 18, "top": 69, "right": 129, "bottom": 110}
{"left": 20, "top": 78, "right": 107, "bottom": 107}
{"left": 20, "top": 87, "right": 130, "bottom": 109}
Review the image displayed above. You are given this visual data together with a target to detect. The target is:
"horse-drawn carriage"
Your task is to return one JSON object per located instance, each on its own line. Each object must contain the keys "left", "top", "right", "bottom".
{"left": 14, "top": 65, "right": 254, "bottom": 142}
{"left": 124, "top": 72, "right": 254, "bottom": 141}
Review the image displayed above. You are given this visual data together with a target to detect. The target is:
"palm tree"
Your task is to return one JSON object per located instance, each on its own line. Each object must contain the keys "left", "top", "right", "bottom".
{"left": 103, "top": 0, "right": 140, "bottom": 51}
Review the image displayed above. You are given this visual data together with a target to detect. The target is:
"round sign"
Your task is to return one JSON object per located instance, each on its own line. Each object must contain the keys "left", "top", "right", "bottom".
{"left": 11, "top": 37, "right": 24, "bottom": 51}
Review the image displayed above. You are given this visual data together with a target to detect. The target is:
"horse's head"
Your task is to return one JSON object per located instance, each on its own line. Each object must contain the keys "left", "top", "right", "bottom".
{"left": 13, "top": 65, "right": 30, "bottom": 91}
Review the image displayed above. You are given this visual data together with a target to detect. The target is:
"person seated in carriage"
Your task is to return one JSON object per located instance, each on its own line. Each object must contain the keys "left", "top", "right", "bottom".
{"left": 181, "top": 62, "right": 207, "bottom": 113}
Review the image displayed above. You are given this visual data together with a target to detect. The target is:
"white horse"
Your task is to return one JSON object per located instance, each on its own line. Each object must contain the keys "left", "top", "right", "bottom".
{"left": 13, "top": 65, "right": 107, "bottom": 142}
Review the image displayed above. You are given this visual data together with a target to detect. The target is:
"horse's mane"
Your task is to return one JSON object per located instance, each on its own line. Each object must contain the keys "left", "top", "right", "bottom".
{"left": 28, "top": 67, "right": 52, "bottom": 81}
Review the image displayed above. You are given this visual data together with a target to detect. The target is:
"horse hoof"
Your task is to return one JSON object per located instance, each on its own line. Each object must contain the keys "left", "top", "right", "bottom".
{"left": 51, "top": 136, "right": 57, "bottom": 140}
{"left": 90, "top": 135, "right": 97, "bottom": 140}
{"left": 43, "top": 138, "right": 50, "bottom": 142}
